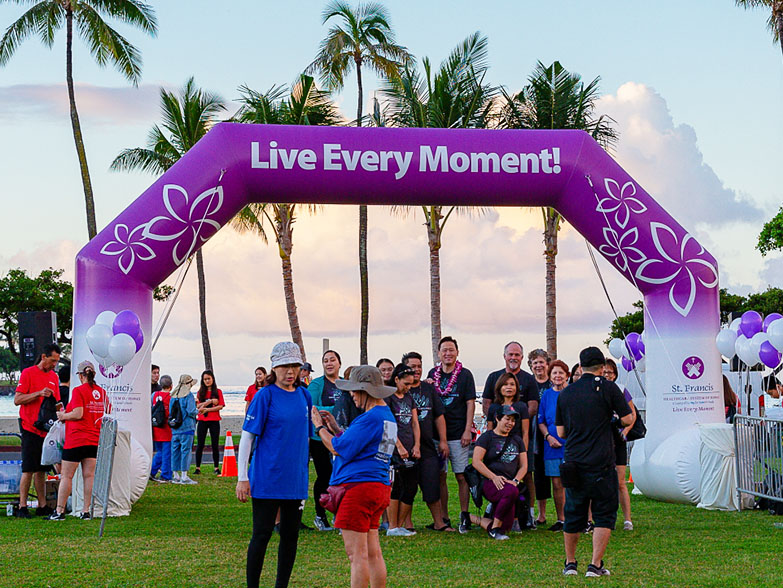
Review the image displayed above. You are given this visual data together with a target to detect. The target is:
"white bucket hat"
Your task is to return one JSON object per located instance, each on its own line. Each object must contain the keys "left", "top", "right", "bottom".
{"left": 270, "top": 342, "right": 304, "bottom": 368}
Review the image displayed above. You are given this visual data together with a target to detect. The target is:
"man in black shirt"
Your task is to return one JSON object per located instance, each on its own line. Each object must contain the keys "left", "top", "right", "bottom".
{"left": 151, "top": 364, "right": 161, "bottom": 394}
{"left": 556, "top": 347, "right": 633, "bottom": 577}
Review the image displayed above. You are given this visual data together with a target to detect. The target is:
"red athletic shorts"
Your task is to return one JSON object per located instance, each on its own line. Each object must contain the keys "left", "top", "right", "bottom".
{"left": 333, "top": 482, "right": 391, "bottom": 533}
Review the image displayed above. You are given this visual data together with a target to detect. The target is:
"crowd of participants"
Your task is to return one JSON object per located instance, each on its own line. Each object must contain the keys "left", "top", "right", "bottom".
{"left": 234, "top": 337, "right": 646, "bottom": 587}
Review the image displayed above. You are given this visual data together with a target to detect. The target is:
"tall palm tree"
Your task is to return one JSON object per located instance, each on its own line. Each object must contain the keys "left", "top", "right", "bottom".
{"left": 230, "top": 74, "right": 343, "bottom": 361}
{"left": 497, "top": 61, "right": 617, "bottom": 359}
{"left": 0, "top": 0, "right": 158, "bottom": 240}
{"left": 110, "top": 78, "right": 225, "bottom": 372}
{"left": 736, "top": 0, "right": 783, "bottom": 57}
{"left": 307, "top": 0, "right": 409, "bottom": 364}
{"left": 380, "top": 33, "right": 495, "bottom": 363}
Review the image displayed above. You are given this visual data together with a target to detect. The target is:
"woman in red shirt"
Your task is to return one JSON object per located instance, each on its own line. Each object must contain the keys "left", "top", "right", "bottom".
{"left": 244, "top": 366, "right": 267, "bottom": 413}
{"left": 194, "top": 370, "right": 225, "bottom": 475}
{"left": 48, "top": 360, "right": 109, "bottom": 521}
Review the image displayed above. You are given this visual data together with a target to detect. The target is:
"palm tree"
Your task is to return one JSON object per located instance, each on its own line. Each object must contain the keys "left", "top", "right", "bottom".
{"left": 380, "top": 33, "right": 495, "bottom": 363}
{"left": 110, "top": 78, "right": 226, "bottom": 372}
{"left": 497, "top": 61, "right": 617, "bottom": 359}
{"left": 735, "top": 0, "right": 783, "bottom": 57}
{"left": 230, "top": 74, "right": 343, "bottom": 361}
{"left": 0, "top": 0, "right": 158, "bottom": 240}
{"left": 308, "top": 0, "right": 409, "bottom": 364}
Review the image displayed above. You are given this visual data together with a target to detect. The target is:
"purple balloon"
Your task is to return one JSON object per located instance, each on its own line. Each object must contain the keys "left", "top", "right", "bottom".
{"left": 132, "top": 329, "right": 144, "bottom": 352}
{"left": 625, "top": 333, "right": 644, "bottom": 361}
{"left": 112, "top": 309, "right": 142, "bottom": 339}
{"left": 740, "top": 310, "right": 763, "bottom": 339}
{"left": 763, "top": 313, "right": 783, "bottom": 333}
{"left": 621, "top": 356, "right": 635, "bottom": 372}
{"left": 759, "top": 340, "right": 782, "bottom": 369}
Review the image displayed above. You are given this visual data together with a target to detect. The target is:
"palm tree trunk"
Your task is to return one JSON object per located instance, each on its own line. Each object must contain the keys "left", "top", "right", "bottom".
{"left": 544, "top": 208, "right": 559, "bottom": 359}
{"left": 66, "top": 7, "right": 97, "bottom": 240}
{"left": 356, "top": 58, "right": 369, "bottom": 364}
{"left": 428, "top": 235, "right": 442, "bottom": 366}
{"left": 278, "top": 215, "right": 307, "bottom": 361}
{"left": 195, "top": 249, "right": 213, "bottom": 371}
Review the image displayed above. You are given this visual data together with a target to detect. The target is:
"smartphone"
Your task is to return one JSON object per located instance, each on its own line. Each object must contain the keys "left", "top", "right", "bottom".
{"left": 55, "top": 402, "right": 64, "bottom": 411}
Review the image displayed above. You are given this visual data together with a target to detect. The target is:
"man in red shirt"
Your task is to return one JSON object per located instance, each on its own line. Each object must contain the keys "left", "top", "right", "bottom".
{"left": 150, "top": 374, "right": 173, "bottom": 482}
{"left": 14, "top": 343, "right": 61, "bottom": 518}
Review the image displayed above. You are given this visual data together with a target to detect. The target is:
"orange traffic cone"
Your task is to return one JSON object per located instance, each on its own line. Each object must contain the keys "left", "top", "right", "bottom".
{"left": 628, "top": 469, "right": 634, "bottom": 484}
{"left": 220, "top": 430, "right": 238, "bottom": 477}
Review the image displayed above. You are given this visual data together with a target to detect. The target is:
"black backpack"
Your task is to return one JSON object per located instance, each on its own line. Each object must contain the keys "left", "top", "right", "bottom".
{"left": 34, "top": 395, "right": 58, "bottom": 433}
{"left": 151, "top": 397, "right": 166, "bottom": 428}
{"left": 168, "top": 398, "right": 183, "bottom": 429}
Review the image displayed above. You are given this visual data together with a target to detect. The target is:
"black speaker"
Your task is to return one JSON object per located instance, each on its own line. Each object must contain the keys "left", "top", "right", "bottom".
{"left": 17, "top": 311, "right": 57, "bottom": 371}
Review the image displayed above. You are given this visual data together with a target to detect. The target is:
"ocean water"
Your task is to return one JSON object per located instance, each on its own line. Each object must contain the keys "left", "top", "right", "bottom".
{"left": 0, "top": 386, "right": 249, "bottom": 418}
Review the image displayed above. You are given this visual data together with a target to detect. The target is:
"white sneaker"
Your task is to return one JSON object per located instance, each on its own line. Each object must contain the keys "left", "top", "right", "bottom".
{"left": 181, "top": 476, "right": 198, "bottom": 485}
{"left": 623, "top": 520, "right": 634, "bottom": 531}
{"left": 386, "top": 527, "right": 416, "bottom": 537}
{"left": 172, "top": 473, "right": 181, "bottom": 484}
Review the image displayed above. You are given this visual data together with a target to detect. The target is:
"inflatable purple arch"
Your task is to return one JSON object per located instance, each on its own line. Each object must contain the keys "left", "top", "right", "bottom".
{"left": 73, "top": 124, "right": 722, "bottom": 503}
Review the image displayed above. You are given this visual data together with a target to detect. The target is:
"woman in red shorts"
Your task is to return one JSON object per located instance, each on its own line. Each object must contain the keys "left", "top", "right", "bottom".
{"left": 48, "top": 360, "right": 109, "bottom": 521}
{"left": 311, "top": 366, "right": 398, "bottom": 588}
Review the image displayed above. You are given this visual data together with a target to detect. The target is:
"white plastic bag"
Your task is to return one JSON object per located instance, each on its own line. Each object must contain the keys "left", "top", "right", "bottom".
{"left": 41, "top": 421, "right": 65, "bottom": 466}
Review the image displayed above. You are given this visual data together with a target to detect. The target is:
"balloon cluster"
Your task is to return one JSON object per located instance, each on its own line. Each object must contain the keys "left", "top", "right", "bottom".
{"left": 85, "top": 310, "right": 144, "bottom": 377}
{"left": 715, "top": 311, "right": 783, "bottom": 369}
{"left": 608, "top": 332, "right": 646, "bottom": 373}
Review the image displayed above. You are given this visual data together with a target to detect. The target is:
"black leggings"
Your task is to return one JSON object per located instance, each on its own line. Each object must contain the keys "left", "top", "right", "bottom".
{"left": 310, "top": 439, "right": 333, "bottom": 519}
{"left": 391, "top": 462, "right": 419, "bottom": 505}
{"left": 195, "top": 420, "right": 220, "bottom": 468}
{"left": 248, "top": 498, "right": 303, "bottom": 588}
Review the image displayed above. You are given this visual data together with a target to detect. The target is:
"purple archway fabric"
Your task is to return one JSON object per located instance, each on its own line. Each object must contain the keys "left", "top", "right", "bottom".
{"left": 73, "top": 124, "right": 723, "bottom": 502}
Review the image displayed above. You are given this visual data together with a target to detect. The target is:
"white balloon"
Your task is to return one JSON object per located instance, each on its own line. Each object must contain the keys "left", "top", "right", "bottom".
{"left": 716, "top": 328, "right": 738, "bottom": 358}
{"left": 749, "top": 332, "right": 770, "bottom": 359}
{"left": 86, "top": 324, "right": 113, "bottom": 358}
{"left": 95, "top": 310, "right": 117, "bottom": 328}
{"left": 729, "top": 317, "right": 742, "bottom": 334}
{"left": 608, "top": 338, "right": 625, "bottom": 359}
{"left": 768, "top": 319, "right": 783, "bottom": 351}
{"left": 108, "top": 333, "right": 136, "bottom": 367}
{"left": 735, "top": 335, "right": 759, "bottom": 366}
{"left": 636, "top": 356, "right": 646, "bottom": 373}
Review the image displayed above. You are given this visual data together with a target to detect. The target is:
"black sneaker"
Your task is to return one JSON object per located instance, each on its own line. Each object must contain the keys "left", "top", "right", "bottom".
{"left": 79, "top": 512, "right": 92, "bottom": 521}
{"left": 48, "top": 511, "right": 66, "bottom": 521}
{"left": 14, "top": 507, "right": 32, "bottom": 519}
{"left": 36, "top": 505, "right": 54, "bottom": 517}
{"left": 583, "top": 521, "right": 595, "bottom": 534}
{"left": 458, "top": 511, "right": 471, "bottom": 534}
{"left": 548, "top": 521, "right": 564, "bottom": 532}
{"left": 563, "top": 560, "right": 578, "bottom": 576}
{"left": 487, "top": 527, "right": 509, "bottom": 541}
{"left": 585, "top": 561, "right": 611, "bottom": 577}
{"left": 524, "top": 512, "right": 538, "bottom": 530}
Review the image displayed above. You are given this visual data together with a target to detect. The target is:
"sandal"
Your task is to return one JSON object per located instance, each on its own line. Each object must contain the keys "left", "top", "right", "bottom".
{"left": 433, "top": 524, "right": 456, "bottom": 532}
{"left": 193, "top": 467, "right": 201, "bottom": 475}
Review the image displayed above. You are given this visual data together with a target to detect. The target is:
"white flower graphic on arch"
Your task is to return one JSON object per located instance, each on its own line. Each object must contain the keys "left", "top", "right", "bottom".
{"left": 635, "top": 222, "right": 719, "bottom": 317}
{"left": 99, "top": 223, "right": 156, "bottom": 275}
{"left": 598, "top": 227, "right": 647, "bottom": 274}
{"left": 597, "top": 179, "right": 648, "bottom": 229}
{"left": 142, "top": 184, "right": 224, "bottom": 266}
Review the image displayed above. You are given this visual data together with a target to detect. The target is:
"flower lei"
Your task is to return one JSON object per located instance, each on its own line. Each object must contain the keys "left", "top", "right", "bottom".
{"left": 433, "top": 361, "right": 462, "bottom": 397}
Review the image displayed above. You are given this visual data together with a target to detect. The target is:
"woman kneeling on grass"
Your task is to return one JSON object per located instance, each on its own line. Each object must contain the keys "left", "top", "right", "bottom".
{"left": 310, "top": 366, "right": 398, "bottom": 588}
{"left": 236, "top": 342, "right": 313, "bottom": 588}
{"left": 470, "top": 405, "right": 528, "bottom": 540}
{"left": 49, "top": 360, "right": 109, "bottom": 521}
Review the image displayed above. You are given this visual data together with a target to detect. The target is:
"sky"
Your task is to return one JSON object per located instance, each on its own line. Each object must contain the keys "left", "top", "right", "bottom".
{"left": 0, "top": 1, "right": 781, "bottom": 386}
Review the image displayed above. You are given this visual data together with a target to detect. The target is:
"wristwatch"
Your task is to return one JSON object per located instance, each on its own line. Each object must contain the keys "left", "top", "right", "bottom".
{"left": 315, "top": 425, "right": 325, "bottom": 435}
{"left": 544, "top": 433, "right": 550, "bottom": 440}
{"left": 512, "top": 478, "right": 520, "bottom": 486}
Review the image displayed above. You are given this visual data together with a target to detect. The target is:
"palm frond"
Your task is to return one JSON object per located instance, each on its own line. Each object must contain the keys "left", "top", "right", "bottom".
{"left": 109, "top": 146, "right": 171, "bottom": 175}
{"left": 76, "top": 3, "right": 143, "bottom": 84}
{"left": 0, "top": 1, "right": 64, "bottom": 64}
{"left": 87, "top": 0, "right": 158, "bottom": 35}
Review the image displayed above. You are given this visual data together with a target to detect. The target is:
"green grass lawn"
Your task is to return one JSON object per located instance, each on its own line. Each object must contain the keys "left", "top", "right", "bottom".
{"left": 1, "top": 466, "right": 782, "bottom": 587}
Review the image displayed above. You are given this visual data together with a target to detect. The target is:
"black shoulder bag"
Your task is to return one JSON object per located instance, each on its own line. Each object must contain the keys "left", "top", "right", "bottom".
{"left": 465, "top": 434, "right": 515, "bottom": 508}
{"left": 34, "top": 395, "right": 58, "bottom": 433}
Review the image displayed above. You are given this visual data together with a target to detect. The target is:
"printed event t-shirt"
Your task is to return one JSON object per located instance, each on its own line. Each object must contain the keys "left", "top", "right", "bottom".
{"left": 410, "top": 382, "right": 444, "bottom": 459}
{"left": 475, "top": 430, "right": 525, "bottom": 479}
{"left": 330, "top": 404, "right": 397, "bottom": 486}
{"left": 243, "top": 384, "right": 313, "bottom": 500}
{"left": 151, "top": 390, "right": 172, "bottom": 442}
{"left": 386, "top": 393, "right": 416, "bottom": 453}
{"left": 427, "top": 366, "right": 477, "bottom": 441}
{"left": 482, "top": 369, "right": 538, "bottom": 406}
{"left": 64, "top": 383, "right": 108, "bottom": 449}
{"left": 197, "top": 388, "right": 225, "bottom": 422}
{"left": 16, "top": 365, "right": 60, "bottom": 437}
{"left": 486, "top": 401, "right": 530, "bottom": 440}
{"left": 320, "top": 379, "right": 340, "bottom": 407}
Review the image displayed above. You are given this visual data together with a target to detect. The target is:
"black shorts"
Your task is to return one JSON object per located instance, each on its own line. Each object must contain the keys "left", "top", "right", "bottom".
{"left": 62, "top": 445, "right": 98, "bottom": 462}
{"left": 418, "top": 455, "right": 441, "bottom": 504}
{"left": 563, "top": 466, "right": 619, "bottom": 533}
{"left": 21, "top": 429, "right": 49, "bottom": 473}
{"left": 615, "top": 438, "right": 628, "bottom": 467}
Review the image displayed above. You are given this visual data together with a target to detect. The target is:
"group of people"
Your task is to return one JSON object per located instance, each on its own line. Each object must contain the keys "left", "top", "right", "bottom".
{"left": 149, "top": 366, "right": 226, "bottom": 484}
{"left": 236, "top": 337, "right": 641, "bottom": 587}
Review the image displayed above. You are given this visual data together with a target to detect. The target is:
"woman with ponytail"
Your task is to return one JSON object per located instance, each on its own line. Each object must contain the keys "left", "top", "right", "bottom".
{"left": 48, "top": 360, "right": 109, "bottom": 521}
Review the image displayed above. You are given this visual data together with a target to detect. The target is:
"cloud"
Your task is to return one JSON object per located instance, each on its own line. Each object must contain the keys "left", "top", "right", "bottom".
{"left": 0, "top": 83, "right": 162, "bottom": 125}
{"left": 759, "top": 255, "right": 783, "bottom": 288}
{"left": 598, "top": 82, "right": 764, "bottom": 227}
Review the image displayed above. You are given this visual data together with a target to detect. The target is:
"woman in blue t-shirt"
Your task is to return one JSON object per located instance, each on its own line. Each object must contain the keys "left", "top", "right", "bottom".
{"left": 310, "top": 366, "right": 398, "bottom": 588}
{"left": 236, "top": 342, "right": 313, "bottom": 588}
{"left": 537, "top": 359, "right": 570, "bottom": 531}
